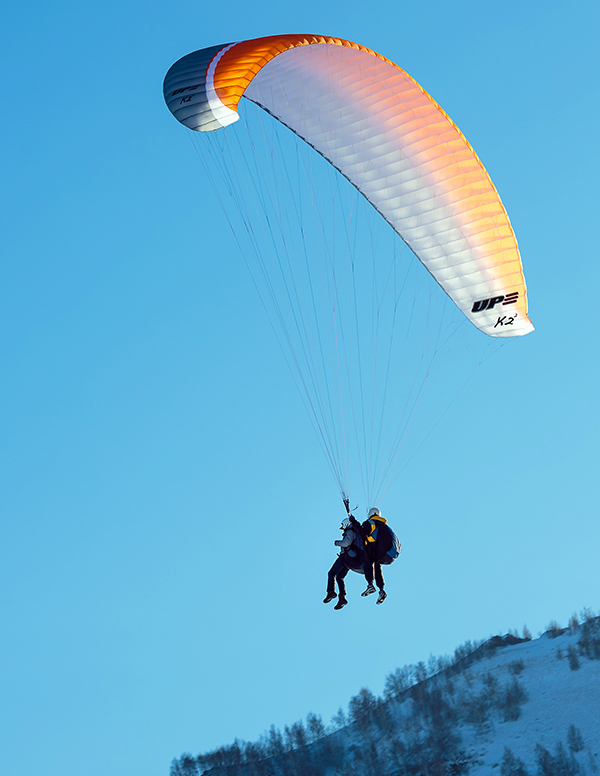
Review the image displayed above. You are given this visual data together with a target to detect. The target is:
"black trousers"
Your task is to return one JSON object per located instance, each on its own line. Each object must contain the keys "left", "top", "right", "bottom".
{"left": 364, "top": 547, "right": 385, "bottom": 589}
{"left": 327, "top": 556, "right": 350, "bottom": 596}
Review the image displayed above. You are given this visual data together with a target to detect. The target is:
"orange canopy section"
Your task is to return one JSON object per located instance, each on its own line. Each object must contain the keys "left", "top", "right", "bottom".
{"left": 210, "top": 35, "right": 392, "bottom": 112}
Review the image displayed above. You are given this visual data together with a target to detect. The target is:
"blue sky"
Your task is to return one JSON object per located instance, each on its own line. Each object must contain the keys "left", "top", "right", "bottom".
{"left": 1, "top": 1, "right": 599, "bottom": 775}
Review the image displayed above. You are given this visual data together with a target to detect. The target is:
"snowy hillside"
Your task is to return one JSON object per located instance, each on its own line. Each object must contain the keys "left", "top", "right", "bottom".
{"left": 461, "top": 625, "right": 599, "bottom": 774}
{"left": 171, "top": 613, "right": 600, "bottom": 776}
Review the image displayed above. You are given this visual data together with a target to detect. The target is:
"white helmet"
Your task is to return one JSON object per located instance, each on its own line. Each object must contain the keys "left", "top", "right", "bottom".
{"left": 368, "top": 507, "right": 381, "bottom": 518}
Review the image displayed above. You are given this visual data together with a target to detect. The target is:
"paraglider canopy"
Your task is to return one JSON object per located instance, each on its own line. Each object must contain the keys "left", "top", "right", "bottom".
{"left": 164, "top": 34, "right": 533, "bottom": 338}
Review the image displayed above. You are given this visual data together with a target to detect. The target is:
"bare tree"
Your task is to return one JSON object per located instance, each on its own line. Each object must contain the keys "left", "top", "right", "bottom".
{"left": 306, "top": 713, "right": 326, "bottom": 742}
{"left": 500, "top": 747, "right": 529, "bottom": 776}
{"left": 348, "top": 688, "right": 378, "bottom": 727}
{"left": 567, "top": 724, "right": 585, "bottom": 753}
{"left": 383, "top": 666, "right": 413, "bottom": 700}
{"left": 567, "top": 644, "right": 581, "bottom": 671}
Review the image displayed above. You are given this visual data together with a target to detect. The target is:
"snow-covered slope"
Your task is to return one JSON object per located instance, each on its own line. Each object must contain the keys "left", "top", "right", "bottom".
{"left": 171, "top": 615, "right": 600, "bottom": 776}
{"left": 457, "top": 628, "right": 599, "bottom": 773}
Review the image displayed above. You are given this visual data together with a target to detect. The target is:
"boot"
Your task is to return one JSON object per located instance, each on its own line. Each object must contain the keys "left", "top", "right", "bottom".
{"left": 323, "top": 591, "right": 336, "bottom": 604}
{"left": 361, "top": 583, "right": 376, "bottom": 597}
{"left": 376, "top": 589, "right": 387, "bottom": 605}
{"left": 334, "top": 595, "right": 348, "bottom": 610}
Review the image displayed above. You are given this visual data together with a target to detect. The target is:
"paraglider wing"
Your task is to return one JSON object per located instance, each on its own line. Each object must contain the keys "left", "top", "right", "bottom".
{"left": 163, "top": 34, "right": 533, "bottom": 338}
